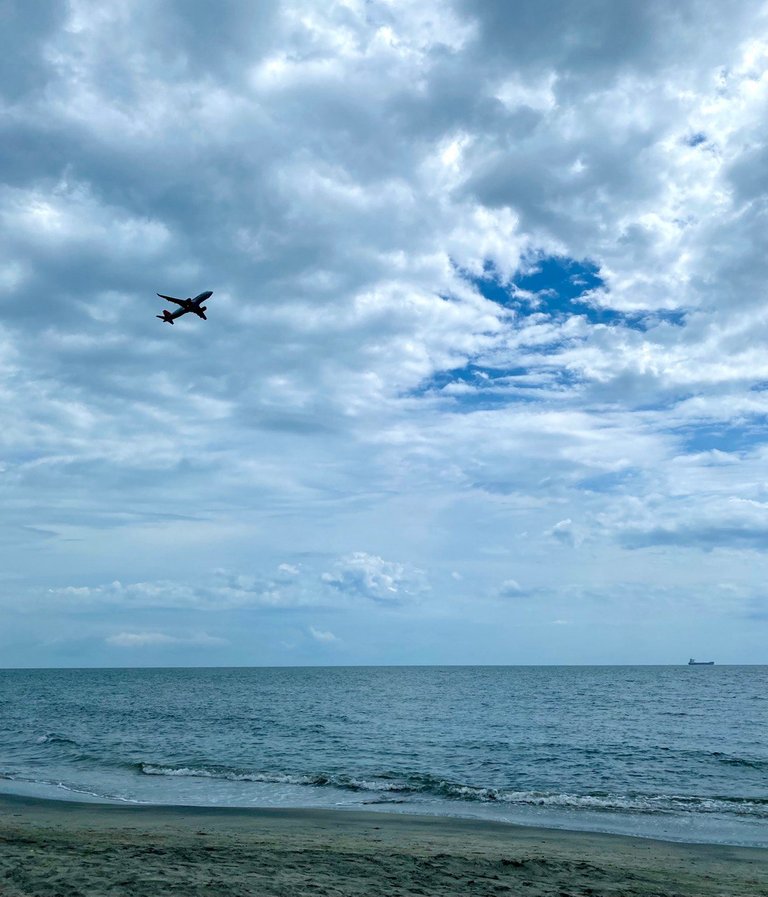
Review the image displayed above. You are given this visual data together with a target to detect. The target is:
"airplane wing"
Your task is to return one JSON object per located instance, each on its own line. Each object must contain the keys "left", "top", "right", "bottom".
{"left": 157, "top": 293, "right": 186, "bottom": 307}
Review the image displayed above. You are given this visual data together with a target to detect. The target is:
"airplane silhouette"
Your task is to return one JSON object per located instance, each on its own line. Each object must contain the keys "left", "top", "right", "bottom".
{"left": 156, "top": 290, "right": 213, "bottom": 324}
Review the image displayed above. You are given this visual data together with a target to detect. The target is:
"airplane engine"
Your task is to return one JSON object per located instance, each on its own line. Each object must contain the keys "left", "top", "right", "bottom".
{"left": 199, "top": 306, "right": 207, "bottom": 312}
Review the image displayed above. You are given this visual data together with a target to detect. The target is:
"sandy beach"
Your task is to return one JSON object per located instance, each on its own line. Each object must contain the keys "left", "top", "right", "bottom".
{"left": 0, "top": 794, "right": 765, "bottom": 897}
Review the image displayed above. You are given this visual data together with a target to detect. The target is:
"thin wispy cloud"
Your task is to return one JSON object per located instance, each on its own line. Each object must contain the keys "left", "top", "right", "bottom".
{"left": 106, "top": 632, "right": 227, "bottom": 648}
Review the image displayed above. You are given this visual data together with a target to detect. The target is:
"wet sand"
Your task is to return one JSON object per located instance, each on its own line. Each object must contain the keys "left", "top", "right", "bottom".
{"left": 0, "top": 793, "right": 766, "bottom": 896}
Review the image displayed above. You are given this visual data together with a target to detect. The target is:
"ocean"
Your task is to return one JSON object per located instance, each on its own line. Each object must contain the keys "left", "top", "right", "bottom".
{"left": 0, "top": 665, "right": 765, "bottom": 846}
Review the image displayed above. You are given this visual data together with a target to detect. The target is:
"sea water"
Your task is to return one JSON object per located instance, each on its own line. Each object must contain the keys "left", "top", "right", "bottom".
{"left": 0, "top": 665, "right": 765, "bottom": 846}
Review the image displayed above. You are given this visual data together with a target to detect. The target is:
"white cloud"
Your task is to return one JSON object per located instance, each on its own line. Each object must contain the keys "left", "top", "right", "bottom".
{"left": 105, "top": 631, "right": 226, "bottom": 648}
{"left": 2, "top": 1, "right": 768, "bottom": 663}
{"left": 44, "top": 576, "right": 295, "bottom": 611}
{"left": 309, "top": 626, "right": 338, "bottom": 643}
{"left": 498, "top": 578, "right": 523, "bottom": 598}
{"left": 321, "top": 552, "right": 428, "bottom": 603}
{"left": 613, "top": 496, "right": 768, "bottom": 552}
{"left": 547, "top": 519, "right": 580, "bottom": 547}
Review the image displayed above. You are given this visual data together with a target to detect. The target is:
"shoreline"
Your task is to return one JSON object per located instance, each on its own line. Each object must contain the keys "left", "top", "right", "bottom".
{"left": 2, "top": 777, "right": 765, "bottom": 850}
{"left": 1, "top": 793, "right": 766, "bottom": 896}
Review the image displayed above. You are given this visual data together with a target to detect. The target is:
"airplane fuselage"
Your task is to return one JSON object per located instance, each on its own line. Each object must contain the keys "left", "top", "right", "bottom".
{"left": 156, "top": 290, "right": 213, "bottom": 324}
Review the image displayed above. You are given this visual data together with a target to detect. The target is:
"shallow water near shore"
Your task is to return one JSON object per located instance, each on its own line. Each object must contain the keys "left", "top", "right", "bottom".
{"left": 0, "top": 665, "right": 765, "bottom": 846}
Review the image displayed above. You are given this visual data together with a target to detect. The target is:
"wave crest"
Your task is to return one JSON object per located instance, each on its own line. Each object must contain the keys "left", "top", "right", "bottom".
{"left": 35, "top": 733, "right": 79, "bottom": 746}
{"left": 136, "top": 764, "right": 768, "bottom": 818}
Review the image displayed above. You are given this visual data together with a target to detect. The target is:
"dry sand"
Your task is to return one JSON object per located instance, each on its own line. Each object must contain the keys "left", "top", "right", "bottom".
{"left": 0, "top": 793, "right": 766, "bottom": 896}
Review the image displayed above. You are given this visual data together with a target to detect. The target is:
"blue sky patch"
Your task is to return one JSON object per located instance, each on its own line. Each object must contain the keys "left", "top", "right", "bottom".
{"left": 409, "top": 360, "right": 582, "bottom": 409}
{"left": 415, "top": 255, "right": 687, "bottom": 408}
{"left": 675, "top": 420, "right": 768, "bottom": 455}
{"left": 465, "top": 256, "right": 686, "bottom": 332}
{"left": 685, "top": 132, "right": 707, "bottom": 147}
{"left": 409, "top": 363, "right": 540, "bottom": 408}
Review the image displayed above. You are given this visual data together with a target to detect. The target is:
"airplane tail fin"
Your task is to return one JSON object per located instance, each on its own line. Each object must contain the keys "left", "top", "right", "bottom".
{"left": 156, "top": 314, "right": 174, "bottom": 324}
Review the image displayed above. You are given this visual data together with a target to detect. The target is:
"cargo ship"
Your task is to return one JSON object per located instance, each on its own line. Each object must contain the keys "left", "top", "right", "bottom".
{"left": 688, "top": 658, "right": 714, "bottom": 665}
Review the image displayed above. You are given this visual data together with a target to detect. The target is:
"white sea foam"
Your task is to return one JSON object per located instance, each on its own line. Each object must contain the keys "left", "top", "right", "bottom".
{"left": 140, "top": 765, "right": 329, "bottom": 787}
{"left": 136, "top": 764, "right": 768, "bottom": 818}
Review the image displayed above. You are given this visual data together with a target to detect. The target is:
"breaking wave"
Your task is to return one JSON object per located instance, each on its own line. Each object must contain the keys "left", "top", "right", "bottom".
{"left": 34, "top": 733, "right": 79, "bottom": 746}
{"left": 137, "top": 764, "right": 768, "bottom": 818}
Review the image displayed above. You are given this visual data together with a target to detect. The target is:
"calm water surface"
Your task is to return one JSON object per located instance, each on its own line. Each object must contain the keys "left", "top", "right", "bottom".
{"left": 0, "top": 665, "right": 765, "bottom": 846}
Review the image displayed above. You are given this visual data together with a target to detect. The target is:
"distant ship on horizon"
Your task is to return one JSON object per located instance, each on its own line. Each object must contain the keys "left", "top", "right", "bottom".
{"left": 688, "top": 658, "right": 714, "bottom": 665}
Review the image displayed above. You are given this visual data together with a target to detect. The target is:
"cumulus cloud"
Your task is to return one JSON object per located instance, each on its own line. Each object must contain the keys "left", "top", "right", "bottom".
{"left": 48, "top": 577, "right": 295, "bottom": 611}
{"left": 3, "top": 0, "right": 768, "bottom": 663}
{"left": 37, "top": 554, "right": 428, "bottom": 614}
{"left": 547, "top": 519, "right": 581, "bottom": 548}
{"left": 42, "top": 564, "right": 340, "bottom": 611}
{"left": 616, "top": 498, "right": 768, "bottom": 552}
{"left": 497, "top": 578, "right": 523, "bottom": 598}
{"left": 321, "top": 552, "right": 428, "bottom": 603}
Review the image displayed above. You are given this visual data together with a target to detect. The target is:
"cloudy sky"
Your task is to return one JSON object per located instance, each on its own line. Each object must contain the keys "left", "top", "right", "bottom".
{"left": 2, "top": 0, "right": 768, "bottom": 666}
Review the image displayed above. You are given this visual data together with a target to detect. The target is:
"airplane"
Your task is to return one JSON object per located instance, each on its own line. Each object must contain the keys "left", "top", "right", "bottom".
{"left": 156, "top": 290, "right": 213, "bottom": 324}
